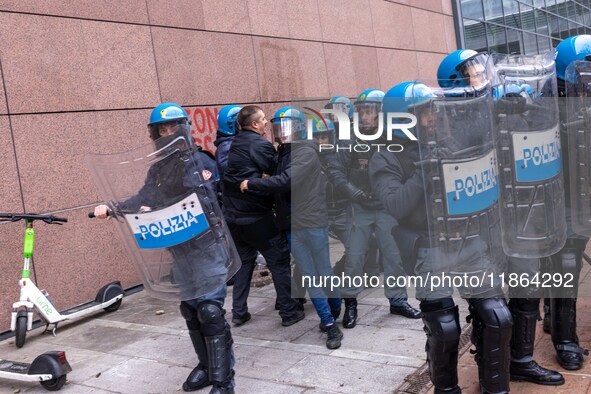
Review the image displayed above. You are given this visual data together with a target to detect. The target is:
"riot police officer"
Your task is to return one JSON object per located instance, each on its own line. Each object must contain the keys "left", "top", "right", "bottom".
{"left": 543, "top": 35, "right": 591, "bottom": 371}
{"left": 329, "top": 89, "right": 421, "bottom": 329}
{"left": 373, "top": 73, "right": 513, "bottom": 393}
{"left": 214, "top": 105, "right": 242, "bottom": 183}
{"left": 94, "top": 103, "right": 236, "bottom": 393}
{"left": 491, "top": 51, "right": 565, "bottom": 385}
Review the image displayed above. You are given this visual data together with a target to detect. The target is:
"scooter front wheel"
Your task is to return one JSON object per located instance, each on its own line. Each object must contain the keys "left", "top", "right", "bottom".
{"left": 15, "top": 311, "right": 27, "bottom": 348}
{"left": 40, "top": 374, "right": 67, "bottom": 391}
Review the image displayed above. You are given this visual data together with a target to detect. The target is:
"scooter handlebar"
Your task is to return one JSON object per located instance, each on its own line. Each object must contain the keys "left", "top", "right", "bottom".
{"left": 0, "top": 213, "right": 67, "bottom": 224}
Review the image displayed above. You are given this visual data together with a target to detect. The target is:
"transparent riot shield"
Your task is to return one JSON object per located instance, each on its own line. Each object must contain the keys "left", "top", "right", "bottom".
{"left": 493, "top": 51, "right": 566, "bottom": 257}
{"left": 565, "top": 60, "right": 591, "bottom": 236}
{"left": 414, "top": 83, "right": 504, "bottom": 299}
{"left": 86, "top": 135, "right": 240, "bottom": 301}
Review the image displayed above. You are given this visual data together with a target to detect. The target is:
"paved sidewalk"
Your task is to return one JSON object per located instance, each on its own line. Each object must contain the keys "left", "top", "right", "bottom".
{"left": 0, "top": 284, "right": 433, "bottom": 394}
{"left": 2, "top": 251, "right": 591, "bottom": 393}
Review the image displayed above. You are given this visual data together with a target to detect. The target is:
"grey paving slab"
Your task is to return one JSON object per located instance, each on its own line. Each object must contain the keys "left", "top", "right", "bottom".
{"left": 279, "top": 354, "right": 415, "bottom": 393}
{"left": 293, "top": 324, "right": 425, "bottom": 366}
{"left": 49, "top": 325, "right": 147, "bottom": 353}
{"left": 84, "top": 357, "right": 189, "bottom": 393}
{"left": 230, "top": 314, "right": 319, "bottom": 342}
{"left": 110, "top": 331, "right": 196, "bottom": 367}
{"left": 233, "top": 344, "right": 309, "bottom": 380}
{"left": 19, "top": 383, "right": 119, "bottom": 393}
{"left": 234, "top": 375, "right": 307, "bottom": 394}
{"left": 360, "top": 305, "right": 424, "bottom": 330}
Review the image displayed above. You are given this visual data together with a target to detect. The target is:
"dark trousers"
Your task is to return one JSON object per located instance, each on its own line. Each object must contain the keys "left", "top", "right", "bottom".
{"left": 228, "top": 214, "right": 298, "bottom": 319}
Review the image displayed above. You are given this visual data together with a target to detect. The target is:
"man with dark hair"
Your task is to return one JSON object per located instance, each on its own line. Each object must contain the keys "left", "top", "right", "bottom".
{"left": 223, "top": 105, "right": 305, "bottom": 327}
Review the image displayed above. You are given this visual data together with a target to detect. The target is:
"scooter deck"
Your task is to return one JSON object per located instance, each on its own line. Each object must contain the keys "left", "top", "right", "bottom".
{"left": 61, "top": 300, "right": 102, "bottom": 316}
{"left": 0, "top": 360, "right": 31, "bottom": 375}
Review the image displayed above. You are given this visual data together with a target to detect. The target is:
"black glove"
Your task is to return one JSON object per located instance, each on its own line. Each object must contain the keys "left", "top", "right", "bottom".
{"left": 496, "top": 95, "right": 527, "bottom": 115}
{"left": 343, "top": 183, "right": 368, "bottom": 203}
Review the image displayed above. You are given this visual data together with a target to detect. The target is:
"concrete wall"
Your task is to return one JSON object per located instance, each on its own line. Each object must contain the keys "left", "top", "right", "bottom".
{"left": 0, "top": 0, "right": 456, "bottom": 331}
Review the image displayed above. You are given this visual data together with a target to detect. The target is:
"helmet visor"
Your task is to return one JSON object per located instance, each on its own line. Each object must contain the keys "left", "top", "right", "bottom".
{"left": 272, "top": 119, "right": 295, "bottom": 143}
{"left": 326, "top": 102, "right": 352, "bottom": 120}
{"left": 458, "top": 53, "right": 490, "bottom": 90}
{"left": 312, "top": 130, "right": 334, "bottom": 145}
{"left": 149, "top": 120, "right": 192, "bottom": 150}
{"left": 355, "top": 102, "right": 381, "bottom": 130}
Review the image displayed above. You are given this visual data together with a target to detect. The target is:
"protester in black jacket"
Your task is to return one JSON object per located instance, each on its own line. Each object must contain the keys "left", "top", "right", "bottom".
{"left": 222, "top": 105, "right": 304, "bottom": 327}
{"left": 241, "top": 109, "right": 343, "bottom": 349}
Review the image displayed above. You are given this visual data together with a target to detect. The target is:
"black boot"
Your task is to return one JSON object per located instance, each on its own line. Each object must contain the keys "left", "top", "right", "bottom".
{"left": 342, "top": 298, "right": 358, "bottom": 329}
{"left": 209, "top": 371, "right": 235, "bottom": 394}
{"left": 205, "top": 323, "right": 235, "bottom": 394}
{"left": 551, "top": 297, "right": 589, "bottom": 370}
{"left": 510, "top": 360, "right": 564, "bottom": 385}
{"left": 508, "top": 298, "right": 564, "bottom": 385}
{"left": 183, "top": 330, "right": 211, "bottom": 391}
{"left": 421, "top": 303, "right": 461, "bottom": 393}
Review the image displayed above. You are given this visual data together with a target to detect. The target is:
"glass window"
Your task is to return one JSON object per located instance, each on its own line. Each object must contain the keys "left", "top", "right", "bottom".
{"left": 559, "top": 17, "right": 570, "bottom": 39}
{"left": 537, "top": 35, "right": 551, "bottom": 53}
{"left": 533, "top": 9, "right": 550, "bottom": 36}
{"left": 507, "top": 28, "right": 523, "bottom": 54}
{"left": 484, "top": 1, "right": 504, "bottom": 21}
{"left": 523, "top": 31, "right": 539, "bottom": 54}
{"left": 504, "top": 0, "right": 522, "bottom": 28}
{"left": 534, "top": 0, "right": 547, "bottom": 8}
{"left": 548, "top": 13, "right": 560, "bottom": 39}
{"left": 486, "top": 23, "right": 508, "bottom": 53}
{"left": 573, "top": 3, "right": 586, "bottom": 24}
{"left": 461, "top": 0, "right": 485, "bottom": 20}
{"left": 503, "top": 0, "right": 520, "bottom": 15}
{"left": 568, "top": 19, "right": 580, "bottom": 37}
{"left": 464, "top": 20, "right": 488, "bottom": 52}
{"left": 585, "top": 10, "right": 591, "bottom": 28}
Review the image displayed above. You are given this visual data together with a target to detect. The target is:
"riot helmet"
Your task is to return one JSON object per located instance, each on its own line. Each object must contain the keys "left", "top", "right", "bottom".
{"left": 148, "top": 103, "right": 193, "bottom": 149}
{"left": 383, "top": 82, "right": 437, "bottom": 141}
{"left": 308, "top": 116, "right": 336, "bottom": 145}
{"left": 216, "top": 105, "right": 242, "bottom": 136}
{"left": 270, "top": 106, "right": 305, "bottom": 144}
{"left": 437, "top": 49, "right": 491, "bottom": 92}
{"left": 555, "top": 35, "right": 591, "bottom": 82}
{"left": 325, "top": 95, "right": 354, "bottom": 121}
{"left": 354, "top": 89, "right": 385, "bottom": 133}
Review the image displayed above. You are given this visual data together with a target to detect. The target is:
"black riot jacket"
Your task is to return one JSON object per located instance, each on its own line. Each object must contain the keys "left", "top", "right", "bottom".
{"left": 222, "top": 129, "right": 277, "bottom": 224}
{"left": 369, "top": 142, "right": 427, "bottom": 230}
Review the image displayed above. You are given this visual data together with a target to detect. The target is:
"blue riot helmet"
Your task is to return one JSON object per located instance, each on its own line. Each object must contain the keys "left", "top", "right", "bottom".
{"left": 325, "top": 95, "right": 354, "bottom": 120}
{"left": 555, "top": 35, "right": 591, "bottom": 81}
{"left": 148, "top": 102, "right": 193, "bottom": 148}
{"left": 438, "top": 49, "right": 491, "bottom": 91}
{"left": 307, "top": 115, "right": 336, "bottom": 145}
{"left": 270, "top": 106, "right": 305, "bottom": 144}
{"left": 383, "top": 82, "right": 437, "bottom": 141}
{"left": 354, "top": 89, "right": 385, "bottom": 133}
{"left": 216, "top": 105, "right": 242, "bottom": 136}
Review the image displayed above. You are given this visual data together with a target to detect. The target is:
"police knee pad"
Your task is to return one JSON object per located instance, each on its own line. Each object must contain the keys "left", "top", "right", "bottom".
{"left": 470, "top": 298, "right": 513, "bottom": 330}
{"left": 197, "top": 301, "right": 226, "bottom": 337}
{"left": 469, "top": 298, "right": 512, "bottom": 393}
{"left": 421, "top": 303, "right": 461, "bottom": 390}
{"left": 421, "top": 301, "right": 461, "bottom": 350}
{"left": 180, "top": 301, "right": 200, "bottom": 331}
